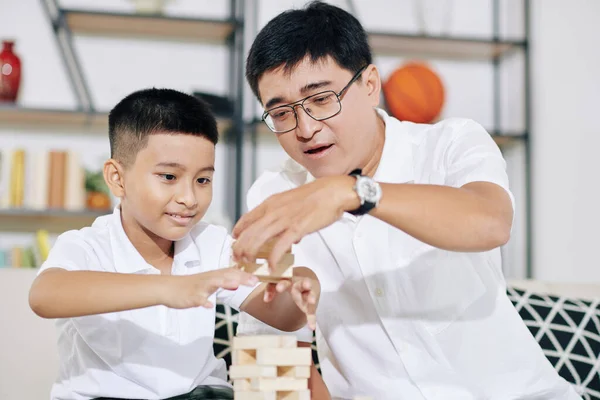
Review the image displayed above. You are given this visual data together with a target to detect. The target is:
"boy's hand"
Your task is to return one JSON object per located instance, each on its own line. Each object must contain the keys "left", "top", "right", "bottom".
{"left": 160, "top": 267, "right": 258, "bottom": 309}
{"left": 265, "top": 267, "right": 320, "bottom": 330}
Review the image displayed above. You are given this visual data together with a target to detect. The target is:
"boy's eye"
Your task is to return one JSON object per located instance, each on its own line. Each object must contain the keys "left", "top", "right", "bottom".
{"left": 160, "top": 174, "right": 176, "bottom": 181}
{"left": 197, "top": 177, "right": 211, "bottom": 184}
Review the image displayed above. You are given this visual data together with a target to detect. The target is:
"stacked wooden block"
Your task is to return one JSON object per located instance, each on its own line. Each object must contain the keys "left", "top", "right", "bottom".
{"left": 230, "top": 335, "right": 311, "bottom": 400}
{"left": 235, "top": 239, "right": 295, "bottom": 282}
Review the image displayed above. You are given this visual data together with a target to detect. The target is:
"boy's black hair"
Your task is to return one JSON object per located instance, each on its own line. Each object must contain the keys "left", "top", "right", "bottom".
{"left": 245, "top": 0, "right": 372, "bottom": 102}
{"left": 108, "top": 88, "right": 218, "bottom": 167}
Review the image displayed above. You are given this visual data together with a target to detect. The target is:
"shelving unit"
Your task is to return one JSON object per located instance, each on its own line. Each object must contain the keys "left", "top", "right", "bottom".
{"left": 0, "top": 208, "right": 109, "bottom": 233}
{"left": 60, "top": 9, "right": 238, "bottom": 42}
{"left": 367, "top": 32, "right": 525, "bottom": 60}
{"left": 1, "top": 0, "right": 532, "bottom": 277}
{"left": 0, "top": 0, "right": 245, "bottom": 240}
{"left": 0, "top": 105, "right": 108, "bottom": 128}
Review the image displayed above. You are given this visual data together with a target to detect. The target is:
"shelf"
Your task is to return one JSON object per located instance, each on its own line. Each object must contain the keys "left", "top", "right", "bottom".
{"left": 248, "top": 119, "right": 527, "bottom": 148}
{"left": 0, "top": 209, "right": 110, "bottom": 233}
{"left": 0, "top": 106, "right": 107, "bottom": 129}
{"left": 368, "top": 32, "right": 525, "bottom": 61}
{"left": 0, "top": 105, "right": 233, "bottom": 132}
{"left": 61, "top": 9, "right": 238, "bottom": 43}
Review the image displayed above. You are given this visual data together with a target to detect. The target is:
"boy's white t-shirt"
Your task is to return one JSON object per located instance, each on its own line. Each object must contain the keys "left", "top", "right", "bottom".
{"left": 37, "top": 206, "right": 255, "bottom": 400}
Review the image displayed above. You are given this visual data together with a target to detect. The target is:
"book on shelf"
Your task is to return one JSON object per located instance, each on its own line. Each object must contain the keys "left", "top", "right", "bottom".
{"left": 0, "top": 148, "right": 86, "bottom": 211}
{"left": 0, "top": 230, "right": 51, "bottom": 269}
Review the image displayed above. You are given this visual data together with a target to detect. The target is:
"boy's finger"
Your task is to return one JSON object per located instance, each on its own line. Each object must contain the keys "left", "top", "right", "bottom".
{"left": 276, "top": 280, "right": 292, "bottom": 293}
{"left": 263, "top": 283, "right": 277, "bottom": 302}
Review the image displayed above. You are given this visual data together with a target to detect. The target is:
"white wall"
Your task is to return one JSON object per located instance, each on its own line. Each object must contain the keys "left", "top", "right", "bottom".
{"left": 0, "top": 269, "right": 59, "bottom": 400}
{"left": 530, "top": 0, "right": 600, "bottom": 282}
{"left": 1, "top": 0, "right": 599, "bottom": 397}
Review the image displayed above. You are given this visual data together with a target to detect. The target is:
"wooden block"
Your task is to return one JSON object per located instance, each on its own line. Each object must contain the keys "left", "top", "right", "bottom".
{"left": 237, "top": 261, "right": 263, "bottom": 274}
{"left": 234, "top": 391, "right": 310, "bottom": 400}
{"left": 233, "top": 378, "right": 252, "bottom": 391}
{"left": 256, "top": 348, "right": 312, "bottom": 366}
{"left": 250, "top": 377, "right": 308, "bottom": 391}
{"left": 277, "top": 366, "right": 311, "bottom": 379}
{"left": 272, "top": 252, "right": 295, "bottom": 269}
{"left": 278, "top": 391, "right": 310, "bottom": 400}
{"left": 253, "top": 263, "right": 293, "bottom": 278}
{"left": 256, "top": 275, "right": 293, "bottom": 283}
{"left": 234, "top": 390, "right": 276, "bottom": 400}
{"left": 255, "top": 238, "right": 291, "bottom": 259}
{"left": 229, "top": 365, "right": 277, "bottom": 379}
{"left": 232, "top": 349, "right": 256, "bottom": 365}
{"left": 232, "top": 335, "right": 297, "bottom": 350}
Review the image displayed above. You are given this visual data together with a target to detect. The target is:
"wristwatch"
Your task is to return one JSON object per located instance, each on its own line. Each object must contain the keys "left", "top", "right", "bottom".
{"left": 348, "top": 168, "right": 382, "bottom": 216}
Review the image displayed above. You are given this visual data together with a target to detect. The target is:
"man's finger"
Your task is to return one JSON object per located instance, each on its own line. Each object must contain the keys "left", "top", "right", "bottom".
{"left": 290, "top": 283, "right": 307, "bottom": 313}
{"left": 232, "top": 213, "right": 285, "bottom": 263}
{"left": 232, "top": 202, "right": 268, "bottom": 239}
{"left": 268, "top": 229, "right": 301, "bottom": 270}
{"left": 303, "top": 288, "right": 318, "bottom": 330}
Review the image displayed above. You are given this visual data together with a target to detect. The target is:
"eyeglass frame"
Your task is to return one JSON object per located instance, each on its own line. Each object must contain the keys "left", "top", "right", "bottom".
{"left": 261, "top": 64, "right": 369, "bottom": 134}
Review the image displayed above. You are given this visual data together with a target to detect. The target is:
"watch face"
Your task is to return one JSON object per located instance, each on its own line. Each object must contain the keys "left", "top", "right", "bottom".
{"left": 357, "top": 177, "right": 382, "bottom": 203}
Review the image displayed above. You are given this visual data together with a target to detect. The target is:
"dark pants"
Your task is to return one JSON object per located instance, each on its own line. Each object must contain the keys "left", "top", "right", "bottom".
{"left": 93, "top": 385, "right": 234, "bottom": 400}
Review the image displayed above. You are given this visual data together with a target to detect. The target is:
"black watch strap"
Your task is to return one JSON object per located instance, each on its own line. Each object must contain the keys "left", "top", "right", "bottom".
{"left": 348, "top": 169, "right": 376, "bottom": 216}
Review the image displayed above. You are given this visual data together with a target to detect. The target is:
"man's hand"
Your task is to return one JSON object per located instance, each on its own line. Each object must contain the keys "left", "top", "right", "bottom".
{"left": 160, "top": 267, "right": 259, "bottom": 309}
{"left": 263, "top": 267, "right": 320, "bottom": 330}
{"left": 232, "top": 175, "right": 358, "bottom": 268}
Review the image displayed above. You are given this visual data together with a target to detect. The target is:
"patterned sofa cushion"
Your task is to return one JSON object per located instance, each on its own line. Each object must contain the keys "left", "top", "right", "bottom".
{"left": 507, "top": 286, "right": 600, "bottom": 399}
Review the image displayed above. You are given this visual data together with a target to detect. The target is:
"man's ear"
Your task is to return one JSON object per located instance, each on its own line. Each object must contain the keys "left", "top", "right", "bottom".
{"left": 103, "top": 159, "right": 126, "bottom": 199}
{"left": 364, "top": 64, "right": 382, "bottom": 108}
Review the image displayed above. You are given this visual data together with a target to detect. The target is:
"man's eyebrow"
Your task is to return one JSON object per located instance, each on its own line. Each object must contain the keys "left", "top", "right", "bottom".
{"left": 264, "top": 80, "right": 333, "bottom": 110}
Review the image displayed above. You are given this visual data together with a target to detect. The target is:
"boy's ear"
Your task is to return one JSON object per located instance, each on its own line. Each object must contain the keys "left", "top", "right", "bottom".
{"left": 103, "top": 159, "right": 126, "bottom": 199}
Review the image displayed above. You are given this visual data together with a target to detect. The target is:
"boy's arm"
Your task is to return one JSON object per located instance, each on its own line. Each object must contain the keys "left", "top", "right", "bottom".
{"left": 30, "top": 268, "right": 169, "bottom": 318}
{"left": 30, "top": 267, "right": 258, "bottom": 319}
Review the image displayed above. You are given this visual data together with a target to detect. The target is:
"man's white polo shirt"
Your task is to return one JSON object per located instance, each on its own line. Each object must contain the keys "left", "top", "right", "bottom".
{"left": 237, "top": 109, "right": 581, "bottom": 400}
{"left": 38, "top": 206, "right": 253, "bottom": 400}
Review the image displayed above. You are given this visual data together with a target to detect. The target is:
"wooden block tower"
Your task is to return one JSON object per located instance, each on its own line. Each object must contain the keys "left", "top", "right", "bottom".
{"left": 230, "top": 335, "right": 312, "bottom": 400}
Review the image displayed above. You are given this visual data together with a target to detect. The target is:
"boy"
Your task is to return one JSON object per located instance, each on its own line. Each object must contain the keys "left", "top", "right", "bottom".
{"left": 28, "top": 88, "right": 322, "bottom": 400}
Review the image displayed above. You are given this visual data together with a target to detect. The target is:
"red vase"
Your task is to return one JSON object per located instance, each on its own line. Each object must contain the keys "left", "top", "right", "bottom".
{"left": 0, "top": 40, "right": 22, "bottom": 102}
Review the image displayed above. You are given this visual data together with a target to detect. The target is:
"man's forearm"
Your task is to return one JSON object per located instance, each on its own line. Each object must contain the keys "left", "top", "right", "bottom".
{"left": 29, "top": 268, "right": 168, "bottom": 318}
{"left": 297, "top": 341, "right": 331, "bottom": 399}
{"left": 339, "top": 177, "right": 513, "bottom": 252}
{"left": 241, "top": 285, "right": 307, "bottom": 332}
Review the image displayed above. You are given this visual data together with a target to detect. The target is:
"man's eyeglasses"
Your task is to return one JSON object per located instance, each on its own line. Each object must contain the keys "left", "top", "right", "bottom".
{"left": 262, "top": 65, "right": 368, "bottom": 134}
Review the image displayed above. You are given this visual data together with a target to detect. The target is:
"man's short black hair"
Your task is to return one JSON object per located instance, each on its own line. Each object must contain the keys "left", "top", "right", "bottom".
{"left": 108, "top": 88, "right": 218, "bottom": 167}
{"left": 246, "top": 0, "right": 372, "bottom": 102}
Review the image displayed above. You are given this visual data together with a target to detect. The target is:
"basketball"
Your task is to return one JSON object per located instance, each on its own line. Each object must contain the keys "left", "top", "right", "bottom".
{"left": 382, "top": 62, "right": 445, "bottom": 124}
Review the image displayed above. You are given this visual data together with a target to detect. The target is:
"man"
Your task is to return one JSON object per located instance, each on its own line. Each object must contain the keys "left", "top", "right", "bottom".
{"left": 232, "top": 2, "right": 581, "bottom": 399}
